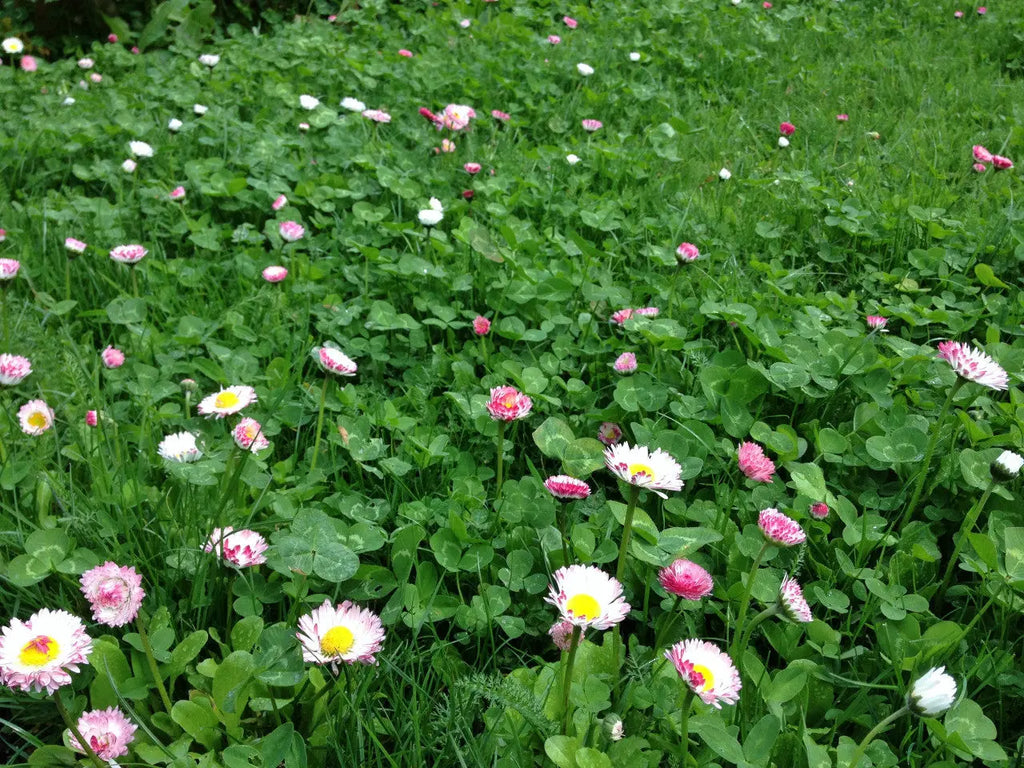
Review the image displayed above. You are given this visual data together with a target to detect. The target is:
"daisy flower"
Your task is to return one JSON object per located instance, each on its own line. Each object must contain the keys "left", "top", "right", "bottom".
{"left": 545, "top": 564, "right": 630, "bottom": 630}
{"left": 67, "top": 707, "right": 137, "bottom": 762}
{"left": 908, "top": 667, "right": 957, "bottom": 716}
{"left": 544, "top": 475, "right": 591, "bottom": 500}
{"left": 549, "top": 619, "right": 585, "bottom": 651}
{"left": 937, "top": 341, "right": 1008, "bottom": 391}
{"left": 664, "top": 639, "right": 741, "bottom": 708}
{"left": 109, "top": 244, "right": 147, "bottom": 265}
{"left": 79, "top": 562, "right": 145, "bottom": 627}
{"left": 778, "top": 575, "right": 812, "bottom": 623}
{"left": 738, "top": 441, "right": 775, "bottom": 483}
{"left": 279, "top": 221, "right": 305, "bottom": 242}
{"left": 262, "top": 265, "right": 287, "bottom": 282}
{"left": 613, "top": 352, "right": 637, "bottom": 373}
{"left": 158, "top": 431, "right": 202, "bottom": 462}
{"left": 233, "top": 417, "right": 270, "bottom": 452}
{"left": 0, "top": 354, "right": 32, "bottom": 385}
{"left": 18, "top": 399, "right": 54, "bottom": 435}
{"left": 993, "top": 450, "right": 1023, "bottom": 480}
{"left": 676, "top": 242, "right": 699, "bottom": 262}
{"left": 204, "top": 527, "right": 268, "bottom": 568}
{"left": 0, "top": 258, "right": 21, "bottom": 279}
{"left": 758, "top": 508, "right": 806, "bottom": 546}
{"left": 0, "top": 608, "right": 93, "bottom": 693}
{"left": 597, "top": 422, "right": 622, "bottom": 446}
{"left": 604, "top": 442, "right": 683, "bottom": 499}
{"left": 101, "top": 346, "right": 125, "bottom": 369}
{"left": 658, "top": 559, "right": 713, "bottom": 600}
{"left": 128, "top": 141, "right": 153, "bottom": 158}
{"left": 314, "top": 346, "right": 357, "bottom": 376}
{"left": 866, "top": 315, "right": 888, "bottom": 330}
{"left": 486, "top": 386, "right": 533, "bottom": 421}
{"left": 472, "top": 316, "right": 491, "bottom": 335}
{"left": 296, "top": 599, "right": 385, "bottom": 669}
{"left": 197, "top": 385, "right": 257, "bottom": 418}
{"left": 65, "top": 237, "right": 87, "bottom": 254}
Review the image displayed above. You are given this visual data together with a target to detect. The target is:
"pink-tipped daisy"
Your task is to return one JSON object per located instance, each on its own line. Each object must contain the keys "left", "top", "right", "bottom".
{"left": 196, "top": 385, "right": 257, "bottom": 418}
{"left": 973, "top": 145, "right": 993, "bottom": 163}
{"left": 67, "top": 707, "right": 137, "bottom": 762}
{"left": 866, "top": 315, "right": 888, "bottom": 330}
{"left": 232, "top": 417, "right": 270, "bottom": 453}
{"left": 937, "top": 341, "right": 1008, "bottom": 391}
{"left": 809, "top": 502, "right": 829, "bottom": 519}
{"left": 101, "top": 346, "right": 125, "bottom": 369}
{"left": 262, "top": 265, "right": 288, "bottom": 283}
{"left": 778, "top": 575, "right": 812, "bottom": 623}
{"left": 664, "top": 639, "right": 741, "bottom": 708}
{"left": 676, "top": 242, "right": 700, "bottom": 262}
{"left": 158, "top": 431, "right": 201, "bottom": 462}
{"left": 610, "top": 308, "right": 634, "bottom": 325}
{"left": 548, "top": 619, "right": 585, "bottom": 650}
{"left": 79, "top": 562, "right": 145, "bottom": 627}
{"left": 109, "top": 244, "right": 147, "bottom": 264}
{"left": 758, "top": 508, "right": 806, "bottom": 546}
{"left": 544, "top": 475, "right": 591, "bottom": 500}
{"left": 0, "top": 608, "right": 93, "bottom": 693}
{"left": 545, "top": 565, "right": 630, "bottom": 630}
{"left": 0, "top": 258, "right": 21, "bottom": 279}
{"left": 472, "top": 316, "right": 491, "bottom": 335}
{"left": 0, "top": 354, "right": 31, "bottom": 385}
{"left": 272, "top": 194, "right": 287, "bottom": 211}
{"left": 581, "top": 119, "right": 603, "bottom": 132}
{"left": 992, "top": 155, "right": 1013, "bottom": 170}
{"left": 314, "top": 346, "right": 358, "bottom": 376}
{"left": 65, "top": 237, "right": 87, "bottom": 254}
{"left": 18, "top": 399, "right": 54, "bottom": 435}
{"left": 204, "top": 527, "right": 268, "bottom": 567}
{"left": 296, "top": 599, "right": 385, "bottom": 669}
{"left": 279, "top": 221, "right": 305, "bottom": 242}
{"left": 658, "top": 559, "right": 714, "bottom": 600}
{"left": 597, "top": 422, "right": 622, "bottom": 446}
{"left": 738, "top": 441, "right": 775, "bottom": 483}
{"left": 486, "top": 386, "right": 533, "bottom": 421}
{"left": 613, "top": 352, "right": 637, "bottom": 373}
{"left": 604, "top": 442, "right": 683, "bottom": 498}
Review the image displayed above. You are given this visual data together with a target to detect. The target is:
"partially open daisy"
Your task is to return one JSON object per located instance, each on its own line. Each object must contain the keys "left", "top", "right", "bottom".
{"left": 232, "top": 417, "right": 270, "bottom": 452}
{"left": 604, "top": 442, "right": 683, "bottom": 498}
{"left": 778, "top": 575, "right": 812, "bottom": 623}
{"left": 664, "top": 639, "right": 741, "bottom": 708}
{"left": 109, "top": 244, "right": 147, "bottom": 265}
{"left": 158, "top": 431, "right": 201, "bottom": 462}
{"left": 314, "top": 346, "right": 357, "bottom": 376}
{"left": 758, "top": 508, "right": 806, "bottom": 546}
{"left": 908, "top": 666, "right": 957, "bottom": 716}
{"left": 544, "top": 475, "right": 591, "bottom": 500}
{"left": 79, "top": 562, "right": 145, "bottom": 627}
{"left": 0, "top": 354, "right": 32, "bottom": 385}
{"left": 67, "top": 707, "right": 137, "bottom": 762}
{"left": 296, "top": 599, "right": 385, "bottom": 670}
{"left": 738, "top": 441, "right": 775, "bottom": 482}
{"left": 545, "top": 564, "right": 630, "bottom": 630}
{"left": 937, "top": 341, "right": 1008, "bottom": 391}
{"left": 486, "top": 386, "right": 533, "bottom": 422}
{"left": 197, "top": 385, "right": 257, "bottom": 418}
{"left": 658, "top": 559, "right": 713, "bottom": 600}
{"left": 204, "top": 527, "right": 268, "bottom": 568}
{"left": 18, "top": 399, "right": 54, "bottom": 435}
{"left": 0, "top": 608, "right": 93, "bottom": 693}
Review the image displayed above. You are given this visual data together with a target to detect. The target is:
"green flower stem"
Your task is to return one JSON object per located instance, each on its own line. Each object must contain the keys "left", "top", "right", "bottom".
{"left": 495, "top": 420, "right": 506, "bottom": 500}
{"left": 729, "top": 540, "right": 769, "bottom": 663}
{"left": 309, "top": 374, "right": 330, "bottom": 471}
{"left": 131, "top": 266, "right": 139, "bottom": 299}
{"left": 899, "top": 377, "right": 966, "bottom": 530}
{"left": 561, "top": 625, "right": 582, "bottom": 735}
{"left": 478, "top": 335, "right": 489, "bottom": 368}
{"left": 136, "top": 613, "right": 175, "bottom": 716}
{"left": 937, "top": 478, "right": 996, "bottom": 600}
{"left": 54, "top": 693, "right": 107, "bottom": 768}
{"left": 678, "top": 686, "right": 696, "bottom": 767}
{"left": 557, "top": 503, "right": 571, "bottom": 567}
{"left": 735, "top": 605, "right": 779, "bottom": 662}
{"left": 846, "top": 706, "right": 910, "bottom": 768}
{"left": 614, "top": 484, "right": 642, "bottom": 584}
{"left": 653, "top": 595, "right": 683, "bottom": 652}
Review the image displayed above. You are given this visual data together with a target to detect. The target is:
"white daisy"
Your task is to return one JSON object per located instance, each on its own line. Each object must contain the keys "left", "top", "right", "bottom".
{"left": 545, "top": 565, "right": 630, "bottom": 630}
{"left": 604, "top": 443, "right": 684, "bottom": 498}
{"left": 296, "top": 599, "right": 385, "bottom": 670}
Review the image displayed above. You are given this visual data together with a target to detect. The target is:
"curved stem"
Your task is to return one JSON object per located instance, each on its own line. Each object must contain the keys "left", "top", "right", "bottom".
{"left": 54, "top": 693, "right": 107, "bottom": 768}
{"left": 734, "top": 605, "right": 779, "bottom": 663}
{"left": 561, "top": 626, "right": 582, "bottom": 734}
{"left": 136, "top": 613, "right": 175, "bottom": 716}
{"left": 729, "top": 540, "right": 769, "bottom": 662}
{"left": 614, "top": 484, "right": 641, "bottom": 584}
{"left": 846, "top": 706, "right": 910, "bottom": 768}
{"left": 310, "top": 374, "right": 330, "bottom": 471}
{"left": 937, "top": 478, "right": 996, "bottom": 600}
{"left": 900, "top": 378, "right": 965, "bottom": 529}
{"left": 495, "top": 420, "right": 506, "bottom": 499}
{"left": 653, "top": 595, "right": 683, "bottom": 652}
{"left": 679, "top": 687, "right": 696, "bottom": 767}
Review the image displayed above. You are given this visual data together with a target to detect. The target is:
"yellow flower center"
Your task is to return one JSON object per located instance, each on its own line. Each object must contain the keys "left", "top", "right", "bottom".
{"left": 19, "top": 635, "right": 59, "bottom": 667}
{"left": 565, "top": 593, "right": 600, "bottom": 621}
{"left": 27, "top": 412, "right": 48, "bottom": 429}
{"left": 502, "top": 396, "right": 516, "bottom": 408}
{"left": 321, "top": 626, "right": 355, "bottom": 656}
{"left": 215, "top": 391, "right": 240, "bottom": 409}
{"left": 691, "top": 663, "right": 715, "bottom": 691}
{"left": 628, "top": 462, "right": 653, "bottom": 480}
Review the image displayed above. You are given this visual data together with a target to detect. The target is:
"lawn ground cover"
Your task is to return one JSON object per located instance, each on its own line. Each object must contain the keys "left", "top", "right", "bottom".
{"left": 0, "top": 0, "right": 1022, "bottom": 766}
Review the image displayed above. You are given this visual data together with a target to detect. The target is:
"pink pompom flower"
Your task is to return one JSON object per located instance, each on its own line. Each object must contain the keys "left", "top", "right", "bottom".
{"left": 866, "top": 315, "right": 888, "bottom": 330}
{"left": 548, "top": 34, "right": 562, "bottom": 44}
{"left": 836, "top": 113, "right": 849, "bottom": 122}
{"left": 581, "top": 119, "right": 603, "bottom": 132}
{"left": 314, "top": 346, "right": 358, "bottom": 376}
{"left": 658, "top": 559, "right": 714, "bottom": 600}
{"left": 809, "top": 502, "right": 829, "bottom": 519}
{"left": 544, "top": 474, "right": 591, "bottom": 500}
{"left": 973, "top": 145, "right": 993, "bottom": 163}
{"left": 992, "top": 155, "right": 1013, "bottom": 170}
{"left": 758, "top": 508, "right": 806, "bottom": 546}
{"left": 86, "top": 410, "right": 98, "bottom": 427}
{"left": 0, "top": 354, "right": 32, "bottom": 385}
{"left": 473, "top": 316, "right": 491, "bottom": 335}
{"left": 610, "top": 308, "right": 634, "bottom": 325}
{"left": 0, "top": 258, "right": 21, "bottom": 279}
{"left": 738, "top": 441, "right": 775, "bottom": 483}
{"left": 279, "top": 221, "right": 305, "bottom": 242}
{"left": 20, "top": 55, "right": 37, "bottom": 72}
{"left": 563, "top": 16, "right": 578, "bottom": 28}
{"left": 442, "top": 104, "right": 475, "bottom": 131}
{"left": 613, "top": 352, "right": 637, "bottom": 373}
{"left": 205, "top": 527, "right": 268, "bottom": 567}
{"left": 937, "top": 341, "right": 1008, "bottom": 390}
{"left": 362, "top": 108, "right": 392, "bottom": 123}
{"left": 67, "top": 707, "right": 137, "bottom": 762}
{"left": 262, "top": 265, "right": 287, "bottom": 283}
{"left": 109, "top": 244, "right": 147, "bottom": 265}
{"left": 973, "top": 162, "right": 987, "bottom": 173}
{"left": 549, "top": 619, "right": 585, "bottom": 651}
{"left": 778, "top": 575, "right": 812, "bottom": 623}
{"left": 954, "top": 10, "right": 964, "bottom": 17}
{"left": 398, "top": 49, "right": 413, "bottom": 58}
{"left": 233, "top": 417, "right": 270, "bottom": 453}
{"left": 65, "top": 237, "right": 87, "bottom": 254}
{"left": 0, "top": 608, "right": 92, "bottom": 694}
{"left": 464, "top": 162, "right": 482, "bottom": 174}
{"left": 272, "top": 194, "right": 287, "bottom": 211}
{"left": 779, "top": 121, "right": 796, "bottom": 136}
{"left": 676, "top": 242, "right": 700, "bottom": 262}
{"left": 492, "top": 110, "right": 510, "bottom": 121}
{"left": 101, "top": 346, "right": 125, "bottom": 369}
{"left": 79, "top": 562, "right": 145, "bottom": 627}
{"left": 486, "top": 386, "right": 533, "bottom": 421}
{"left": 977, "top": 6, "right": 986, "bottom": 14}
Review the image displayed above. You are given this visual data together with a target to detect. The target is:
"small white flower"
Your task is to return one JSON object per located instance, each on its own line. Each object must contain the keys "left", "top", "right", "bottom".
{"left": 428, "top": 197, "right": 444, "bottom": 212}
{"left": 168, "top": 118, "right": 183, "bottom": 132}
{"left": 298, "top": 122, "right": 310, "bottom": 132}
{"left": 566, "top": 153, "right": 581, "bottom": 165}
{"left": 778, "top": 136, "right": 790, "bottom": 147}
{"left": 340, "top": 97, "right": 366, "bottom": 112}
{"left": 629, "top": 52, "right": 641, "bottom": 62}
{"left": 129, "top": 141, "right": 154, "bottom": 158}
{"left": 299, "top": 94, "right": 320, "bottom": 110}
{"left": 610, "top": 720, "right": 624, "bottom": 741}
{"left": 719, "top": 167, "right": 732, "bottom": 180}
{"left": 77, "top": 57, "right": 94, "bottom": 69}
{"left": 63, "top": 96, "right": 76, "bottom": 106}
{"left": 731, "top": 0, "right": 742, "bottom": 5}
{"left": 418, "top": 208, "right": 443, "bottom": 227}
{"left": 2, "top": 37, "right": 24, "bottom": 54}
{"left": 576, "top": 62, "right": 594, "bottom": 76}
{"left": 193, "top": 103, "right": 208, "bottom": 115}
{"left": 993, "top": 450, "right": 1024, "bottom": 479}
{"left": 459, "top": 18, "right": 471, "bottom": 28}
{"left": 158, "top": 431, "right": 202, "bottom": 463}
{"left": 909, "top": 667, "right": 957, "bottom": 717}
{"left": 121, "top": 159, "right": 136, "bottom": 173}
{"left": 198, "top": 53, "right": 220, "bottom": 67}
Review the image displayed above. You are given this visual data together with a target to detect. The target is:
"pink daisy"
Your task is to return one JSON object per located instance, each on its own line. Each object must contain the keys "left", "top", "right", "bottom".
{"left": 548, "top": 619, "right": 585, "bottom": 650}
{"left": 262, "top": 265, "right": 288, "bottom": 282}
{"left": 473, "top": 316, "right": 491, "bottom": 335}
{"left": 758, "top": 508, "right": 806, "bottom": 546}
{"left": 937, "top": 341, "right": 1008, "bottom": 390}
{"left": 297, "top": 599, "right": 385, "bottom": 669}
{"left": 101, "top": 346, "right": 125, "bottom": 369}
{"left": 279, "top": 221, "right": 305, "bottom": 242}
{"left": 232, "top": 417, "right": 270, "bottom": 453}
{"left": 67, "top": 707, "right": 137, "bottom": 762}
{"left": 778, "top": 575, "right": 812, "bottom": 623}
{"left": 314, "top": 346, "right": 357, "bottom": 376}
{"left": 109, "top": 244, "right": 147, "bottom": 265}
{"left": 486, "top": 386, "right": 533, "bottom": 421}
{"left": 79, "top": 562, "right": 145, "bottom": 627}
{"left": 658, "top": 559, "right": 713, "bottom": 600}
{"left": 597, "top": 422, "right": 622, "bottom": 446}
{"left": 205, "top": 527, "right": 268, "bottom": 567}
{"left": 0, "top": 258, "right": 21, "bottom": 279}
{"left": 779, "top": 121, "right": 795, "bottom": 136}
{"left": 973, "top": 145, "right": 993, "bottom": 163}
{"left": 664, "top": 639, "right": 741, "bottom": 708}
{"left": 676, "top": 242, "right": 700, "bottom": 262}
{"left": 866, "top": 315, "right": 888, "bottom": 330}
{"left": 613, "top": 352, "right": 637, "bottom": 373}
{"left": 0, "top": 354, "right": 32, "bottom": 385}
{"left": 581, "top": 119, "right": 603, "bottom": 132}
{"left": 0, "top": 608, "right": 92, "bottom": 693}
{"left": 738, "top": 441, "right": 775, "bottom": 483}
{"left": 65, "top": 237, "right": 87, "bottom": 254}
{"left": 809, "top": 502, "right": 829, "bottom": 519}
{"left": 544, "top": 475, "right": 591, "bottom": 500}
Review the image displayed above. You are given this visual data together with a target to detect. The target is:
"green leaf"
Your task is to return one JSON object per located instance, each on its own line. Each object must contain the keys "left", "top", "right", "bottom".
{"left": 744, "top": 714, "right": 781, "bottom": 766}
{"left": 544, "top": 736, "right": 580, "bottom": 768}
{"left": 172, "top": 698, "right": 221, "bottom": 750}
{"left": 865, "top": 427, "right": 928, "bottom": 463}
{"left": 785, "top": 462, "right": 827, "bottom": 500}
{"left": 1003, "top": 527, "right": 1024, "bottom": 584}
{"left": 105, "top": 297, "right": 147, "bottom": 325}
{"left": 973, "top": 263, "right": 1008, "bottom": 289}
{"left": 213, "top": 651, "right": 255, "bottom": 715}
{"left": 4, "top": 554, "right": 52, "bottom": 587}
{"left": 167, "top": 630, "right": 209, "bottom": 678}
{"left": 689, "top": 714, "right": 745, "bottom": 764}
{"left": 765, "top": 661, "right": 815, "bottom": 703}
{"left": 563, "top": 438, "right": 606, "bottom": 477}
{"left": 574, "top": 747, "right": 613, "bottom": 768}
{"left": 24, "top": 529, "right": 71, "bottom": 568}
{"left": 89, "top": 638, "right": 132, "bottom": 709}
{"left": 533, "top": 417, "right": 576, "bottom": 460}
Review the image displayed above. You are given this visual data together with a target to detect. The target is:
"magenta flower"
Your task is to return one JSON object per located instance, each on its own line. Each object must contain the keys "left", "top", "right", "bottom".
{"left": 809, "top": 502, "right": 829, "bottom": 519}
{"left": 563, "top": 15, "right": 578, "bottom": 28}
{"left": 442, "top": 104, "right": 475, "bottom": 131}
{"left": 866, "top": 315, "right": 888, "bottom": 330}
{"left": 664, "top": 639, "right": 741, "bottom": 708}
{"left": 658, "top": 559, "right": 713, "bottom": 600}
{"left": 101, "top": 346, "right": 125, "bottom": 369}
{"left": 314, "top": 346, "right": 357, "bottom": 376}
{"left": 0, "top": 258, "right": 21, "bottom": 279}
{"left": 279, "top": 221, "right": 305, "bottom": 242}
{"left": 937, "top": 341, "right": 1008, "bottom": 390}
{"left": 232, "top": 417, "right": 270, "bottom": 453}
{"left": 973, "top": 162, "right": 987, "bottom": 173}
{"left": 491, "top": 109, "right": 510, "bottom": 121}
{"left": 80, "top": 562, "right": 145, "bottom": 627}
{"left": 973, "top": 145, "right": 993, "bottom": 163}
{"left": 0, "top": 608, "right": 92, "bottom": 693}
{"left": 464, "top": 162, "right": 482, "bottom": 174}
{"left": 613, "top": 352, "right": 637, "bottom": 373}
{"left": 86, "top": 410, "right": 98, "bottom": 427}
{"left": 598, "top": 422, "right": 622, "bottom": 446}
{"left": 676, "top": 242, "right": 699, "bottom": 262}
{"left": 205, "top": 527, "right": 268, "bottom": 567}
{"left": 548, "top": 34, "right": 562, "bottom": 44}
{"left": 977, "top": 6, "right": 986, "bottom": 14}
{"left": 262, "top": 265, "right": 287, "bottom": 282}
{"left": 398, "top": 48, "right": 413, "bottom": 57}
{"left": 779, "top": 121, "right": 795, "bottom": 136}
{"left": 67, "top": 707, "right": 137, "bottom": 762}
{"left": 20, "top": 55, "right": 37, "bottom": 72}
{"left": 634, "top": 307, "right": 659, "bottom": 317}
{"left": 109, "top": 244, "right": 147, "bottom": 265}
{"left": 65, "top": 237, "right": 87, "bottom": 254}
{"left": 581, "top": 119, "right": 603, "bottom": 132}
{"left": 738, "top": 441, "right": 775, "bottom": 483}
{"left": 362, "top": 108, "right": 392, "bottom": 123}
{"left": 544, "top": 474, "right": 591, "bottom": 500}
{"left": 836, "top": 113, "right": 849, "bottom": 122}
{"left": 272, "top": 195, "right": 287, "bottom": 211}
{"left": 992, "top": 155, "right": 1013, "bottom": 170}
{"left": 548, "top": 619, "right": 584, "bottom": 651}
{"left": 954, "top": 9, "right": 964, "bottom": 17}
{"left": 473, "top": 316, "right": 491, "bottom": 335}
{"left": 779, "top": 575, "right": 812, "bottom": 623}
{"left": 0, "top": 354, "right": 32, "bottom": 385}
{"left": 486, "top": 386, "right": 533, "bottom": 421}
{"left": 610, "top": 308, "right": 634, "bottom": 325}
{"left": 758, "top": 508, "right": 806, "bottom": 546}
